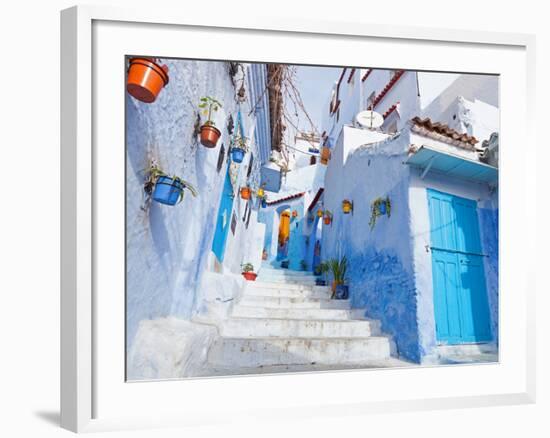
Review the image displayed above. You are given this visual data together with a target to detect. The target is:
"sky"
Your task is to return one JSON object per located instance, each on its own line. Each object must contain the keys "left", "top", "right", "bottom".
{"left": 292, "top": 65, "right": 341, "bottom": 133}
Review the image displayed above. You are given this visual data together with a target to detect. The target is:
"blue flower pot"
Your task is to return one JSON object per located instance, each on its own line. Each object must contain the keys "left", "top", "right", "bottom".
{"left": 315, "top": 279, "right": 326, "bottom": 286}
{"left": 335, "top": 284, "right": 349, "bottom": 300}
{"left": 379, "top": 202, "right": 387, "bottom": 215}
{"left": 261, "top": 199, "right": 267, "bottom": 208}
{"left": 308, "top": 147, "right": 319, "bottom": 154}
{"left": 231, "top": 147, "right": 245, "bottom": 163}
{"left": 152, "top": 176, "right": 184, "bottom": 206}
{"left": 281, "top": 260, "right": 289, "bottom": 269}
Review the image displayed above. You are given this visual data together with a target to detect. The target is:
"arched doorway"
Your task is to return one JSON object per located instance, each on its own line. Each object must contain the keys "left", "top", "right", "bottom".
{"left": 277, "top": 210, "right": 291, "bottom": 260}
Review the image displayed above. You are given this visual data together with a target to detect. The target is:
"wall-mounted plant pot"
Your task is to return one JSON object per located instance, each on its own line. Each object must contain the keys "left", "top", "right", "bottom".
{"left": 324, "top": 217, "right": 331, "bottom": 225}
{"left": 200, "top": 124, "right": 222, "bottom": 148}
{"left": 281, "top": 260, "right": 289, "bottom": 269}
{"left": 240, "top": 187, "right": 251, "bottom": 200}
{"left": 127, "top": 58, "right": 169, "bottom": 103}
{"left": 261, "top": 199, "right": 267, "bottom": 208}
{"left": 242, "top": 272, "right": 257, "bottom": 281}
{"left": 379, "top": 202, "right": 387, "bottom": 215}
{"left": 292, "top": 210, "right": 298, "bottom": 218}
{"left": 231, "top": 147, "right": 245, "bottom": 163}
{"left": 152, "top": 176, "right": 184, "bottom": 206}
{"left": 308, "top": 147, "right": 320, "bottom": 154}
{"left": 321, "top": 146, "right": 331, "bottom": 165}
{"left": 335, "top": 284, "right": 349, "bottom": 300}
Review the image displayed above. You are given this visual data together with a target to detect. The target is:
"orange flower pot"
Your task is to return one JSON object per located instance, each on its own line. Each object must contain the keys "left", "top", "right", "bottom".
{"left": 200, "top": 124, "right": 222, "bottom": 148}
{"left": 324, "top": 216, "right": 331, "bottom": 225}
{"left": 292, "top": 210, "right": 298, "bottom": 218}
{"left": 126, "top": 58, "right": 169, "bottom": 103}
{"left": 321, "top": 146, "right": 331, "bottom": 165}
{"left": 242, "top": 272, "right": 257, "bottom": 281}
{"left": 317, "top": 210, "right": 323, "bottom": 218}
{"left": 240, "top": 187, "right": 251, "bottom": 200}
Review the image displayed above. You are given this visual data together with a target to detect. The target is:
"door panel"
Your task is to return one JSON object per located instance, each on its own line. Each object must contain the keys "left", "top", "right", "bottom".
{"left": 212, "top": 167, "right": 234, "bottom": 262}
{"left": 428, "top": 189, "right": 492, "bottom": 344}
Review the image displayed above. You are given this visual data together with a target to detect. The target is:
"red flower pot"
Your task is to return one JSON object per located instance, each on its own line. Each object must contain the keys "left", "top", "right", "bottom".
{"left": 200, "top": 124, "right": 222, "bottom": 148}
{"left": 242, "top": 272, "right": 257, "bottom": 281}
{"left": 126, "top": 58, "right": 169, "bottom": 103}
{"left": 240, "top": 187, "right": 251, "bottom": 200}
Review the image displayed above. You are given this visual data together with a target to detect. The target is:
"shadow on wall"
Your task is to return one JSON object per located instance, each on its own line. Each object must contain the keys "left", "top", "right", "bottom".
{"left": 348, "top": 247, "right": 421, "bottom": 363}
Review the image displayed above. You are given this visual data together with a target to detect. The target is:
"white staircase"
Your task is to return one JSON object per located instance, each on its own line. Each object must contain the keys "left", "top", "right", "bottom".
{"left": 207, "top": 266, "right": 396, "bottom": 371}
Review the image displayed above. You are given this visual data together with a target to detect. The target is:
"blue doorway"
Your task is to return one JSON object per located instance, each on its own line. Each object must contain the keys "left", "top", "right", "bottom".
{"left": 427, "top": 189, "right": 492, "bottom": 344}
{"left": 212, "top": 166, "right": 234, "bottom": 262}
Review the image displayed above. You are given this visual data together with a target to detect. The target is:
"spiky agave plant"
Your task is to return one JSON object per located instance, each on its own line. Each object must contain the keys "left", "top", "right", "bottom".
{"left": 328, "top": 256, "right": 348, "bottom": 298}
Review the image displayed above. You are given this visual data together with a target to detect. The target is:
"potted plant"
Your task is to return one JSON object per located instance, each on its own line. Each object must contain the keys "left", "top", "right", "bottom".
{"left": 321, "top": 146, "right": 331, "bottom": 165}
{"left": 230, "top": 135, "right": 248, "bottom": 163}
{"left": 144, "top": 164, "right": 198, "bottom": 206}
{"left": 261, "top": 198, "right": 268, "bottom": 208}
{"left": 323, "top": 210, "right": 333, "bottom": 225}
{"left": 369, "top": 196, "right": 391, "bottom": 229}
{"left": 328, "top": 256, "right": 348, "bottom": 299}
{"left": 241, "top": 263, "right": 257, "bottom": 281}
{"left": 315, "top": 261, "right": 329, "bottom": 285}
{"left": 291, "top": 210, "right": 298, "bottom": 218}
{"left": 198, "top": 96, "right": 222, "bottom": 148}
{"left": 281, "top": 260, "right": 289, "bottom": 269}
{"left": 300, "top": 260, "right": 308, "bottom": 271}
{"left": 127, "top": 57, "right": 169, "bottom": 103}
{"left": 240, "top": 186, "right": 251, "bottom": 200}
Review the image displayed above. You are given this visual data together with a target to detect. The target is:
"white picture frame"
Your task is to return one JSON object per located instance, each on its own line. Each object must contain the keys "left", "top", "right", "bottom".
{"left": 60, "top": 4, "right": 536, "bottom": 433}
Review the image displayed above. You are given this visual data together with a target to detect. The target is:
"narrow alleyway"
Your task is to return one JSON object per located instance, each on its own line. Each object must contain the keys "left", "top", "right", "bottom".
{"left": 205, "top": 264, "right": 411, "bottom": 375}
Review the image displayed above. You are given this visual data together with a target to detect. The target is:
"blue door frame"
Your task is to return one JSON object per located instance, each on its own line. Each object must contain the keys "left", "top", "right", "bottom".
{"left": 427, "top": 189, "right": 492, "bottom": 344}
{"left": 212, "top": 165, "right": 234, "bottom": 262}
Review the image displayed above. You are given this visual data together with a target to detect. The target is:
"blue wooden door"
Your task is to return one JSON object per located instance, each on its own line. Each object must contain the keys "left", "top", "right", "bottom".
{"left": 212, "top": 166, "right": 234, "bottom": 262}
{"left": 428, "top": 189, "right": 491, "bottom": 344}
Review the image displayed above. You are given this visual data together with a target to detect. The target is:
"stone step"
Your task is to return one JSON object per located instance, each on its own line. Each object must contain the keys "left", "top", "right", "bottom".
{"left": 239, "top": 295, "right": 350, "bottom": 309}
{"left": 231, "top": 305, "right": 353, "bottom": 320}
{"left": 208, "top": 336, "right": 393, "bottom": 367}
{"left": 220, "top": 318, "right": 381, "bottom": 338}
{"left": 244, "top": 282, "right": 331, "bottom": 299}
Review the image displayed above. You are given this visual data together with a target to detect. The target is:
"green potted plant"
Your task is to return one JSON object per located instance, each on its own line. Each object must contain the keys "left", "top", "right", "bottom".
{"left": 198, "top": 96, "right": 222, "bottom": 148}
{"left": 144, "top": 164, "right": 198, "bottom": 206}
{"left": 369, "top": 196, "right": 391, "bottom": 229}
{"left": 300, "top": 259, "right": 308, "bottom": 271}
{"left": 328, "top": 256, "right": 348, "bottom": 299}
{"left": 241, "top": 263, "right": 257, "bottom": 281}
{"left": 315, "top": 261, "right": 329, "bottom": 286}
{"left": 230, "top": 134, "right": 248, "bottom": 164}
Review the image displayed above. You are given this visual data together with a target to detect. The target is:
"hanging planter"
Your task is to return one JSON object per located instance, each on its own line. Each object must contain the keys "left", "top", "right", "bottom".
{"left": 145, "top": 164, "right": 198, "bottom": 207}
{"left": 240, "top": 187, "right": 251, "bottom": 200}
{"left": 369, "top": 196, "right": 392, "bottom": 229}
{"left": 321, "top": 146, "right": 331, "bottom": 165}
{"left": 292, "top": 210, "right": 298, "bottom": 218}
{"left": 261, "top": 198, "right": 267, "bottom": 208}
{"left": 230, "top": 135, "right": 248, "bottom": 164}
{"left": 241, "top": 263, "right": 257, "bottom": 281}
{"left": 307, "top": 212, "right": 314, "bottom": 223}
{"left": 127, "top": 57, "right": 169, "bottom": 103}
{"left": 256, "top": 186, "right": 265, "bottom": 198}
{"left": 342, "top": 199, "right": 354, "bottom": 215}
{"left": 198, "top": 96, "right": 222, "bottom": 148}
{"left": 323, "top": 210, "right": 333, "bottom": 225}
{"left": 317, "top": 209, "right": 323, "bottom": 218}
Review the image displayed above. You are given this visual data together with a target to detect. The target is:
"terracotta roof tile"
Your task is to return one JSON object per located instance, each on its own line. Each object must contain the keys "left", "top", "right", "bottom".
{"left": 372, "top": 70, "right": 405, "bottom": 108}
{"left": 266, "top": 192, "right": 305, "bottom": 206}
{"left": 410, "top": 116, "right": 479, "bottom": 148}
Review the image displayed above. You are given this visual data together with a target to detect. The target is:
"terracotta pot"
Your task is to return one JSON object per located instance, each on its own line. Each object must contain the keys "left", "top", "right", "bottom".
{"left": 127, "top": 58, "right": 169, "bottom": 103}
{"left": 321, "top": 146, "right": 331, "bottom": 165}
{"left": 200, "top": 124, "right": 222, "bottom": 148}
{"left": 240, "top": 187, "right": 251, "bottom": 200}
{"left": 324, "top": 217, "right": 331, "bottom": 225}
{"left": 242, "top": 272, "right": 257, "bottom": 281}
{"left": 292, "top": 210, "right": 298, "bottom": 218}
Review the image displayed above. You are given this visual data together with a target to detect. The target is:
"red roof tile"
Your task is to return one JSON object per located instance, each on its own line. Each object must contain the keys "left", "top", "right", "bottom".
{"left": 361, "top": 69, "right": 373, "bottom": 82}
{"left": 373, "top": 70, "right": 405, "bottom": 109}
{"left": 266, "top": 192, "right": 305, "bottom": 206}
{"left": 383, "top": 102, "right": 400, "bottom": 118}
{"left": 410, "top": 116, "right": 478, "bottom": 148}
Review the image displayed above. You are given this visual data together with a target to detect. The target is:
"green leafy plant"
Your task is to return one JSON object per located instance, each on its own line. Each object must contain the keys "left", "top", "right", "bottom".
{"left": 300, "top": 260, "right": 308, "bottom": 271}
{"left": 241, "top": 263, "right": 254, "bottom": 273}
{"left": 144, "top": 163, "right": 198, "bottom": 202}
{"left": 369, "top": 196, "right": 391, "bottom": 229}
{"left": 328, "top": 256, "right": 348, "bottom": 298}
{"left": 198, "top": 96, "right": 222, "bottom": 126}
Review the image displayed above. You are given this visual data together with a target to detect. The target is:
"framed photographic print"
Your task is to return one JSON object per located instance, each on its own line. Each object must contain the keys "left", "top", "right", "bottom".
{"left": 61, "top": 4, "right": 536, "bottom": 433}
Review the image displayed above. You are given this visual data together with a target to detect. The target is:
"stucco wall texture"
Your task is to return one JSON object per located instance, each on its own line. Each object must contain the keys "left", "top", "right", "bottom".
{"left": 126, "top": 58, "right": 263, "bottom": 349}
